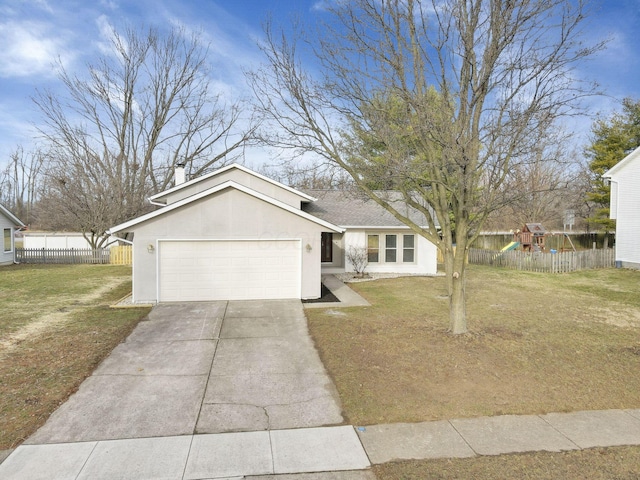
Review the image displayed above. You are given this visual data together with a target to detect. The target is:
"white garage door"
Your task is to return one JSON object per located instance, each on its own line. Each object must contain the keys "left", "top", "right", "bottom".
{"left": 158, "top": 240, "right": 301, "bottom": 302}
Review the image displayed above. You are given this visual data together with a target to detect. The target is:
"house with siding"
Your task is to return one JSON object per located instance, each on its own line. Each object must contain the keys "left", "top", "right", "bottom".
{"left": 0, "top": 204, "right": 25, "bottom": 266}
{"left": 603, "top": 145, "right": 640, "bottom": 269}
{"left": 109, "top": 164, "right": 438, "bottom": 304}
{"left": 303, "top": 190, "right": 438, "bottom": 275}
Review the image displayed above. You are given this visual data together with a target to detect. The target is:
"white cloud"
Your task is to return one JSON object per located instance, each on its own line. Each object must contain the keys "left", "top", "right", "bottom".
{"left": 99, "top": 0, "right": 119, "bottom": 10}
{"left": 32, "top": 0, "right": 54, "bottom": 14}
{"left": 0, "top": 21, "right": 72, "bottom": 78}
{"left": 311, "top": 1, "right": 333, "bottom": 11}
{"left": 93, "top": 14, "right": 121, "bottom": 57}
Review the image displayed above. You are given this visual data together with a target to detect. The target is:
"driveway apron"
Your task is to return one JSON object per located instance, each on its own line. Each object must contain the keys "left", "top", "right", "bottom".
{"left": 25, "top": 300, "right": 343, "bottom": 445}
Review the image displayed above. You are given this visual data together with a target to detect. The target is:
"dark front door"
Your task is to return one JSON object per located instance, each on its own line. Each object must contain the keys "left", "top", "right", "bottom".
{"left": 321, "top": 232, "right": 333, "bottom": 263}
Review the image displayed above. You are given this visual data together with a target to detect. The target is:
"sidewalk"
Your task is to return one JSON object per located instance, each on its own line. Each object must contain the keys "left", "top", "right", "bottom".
{"left": 2, "top": 409, "right": 640, "bottom": 478}
{"left": 357, "top": 408, "right": 640, "bottom": 464}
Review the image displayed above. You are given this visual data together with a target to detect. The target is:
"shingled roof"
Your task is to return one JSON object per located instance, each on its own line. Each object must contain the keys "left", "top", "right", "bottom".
{"left": 302, "top": 190, "right": 438, "bottom": 228}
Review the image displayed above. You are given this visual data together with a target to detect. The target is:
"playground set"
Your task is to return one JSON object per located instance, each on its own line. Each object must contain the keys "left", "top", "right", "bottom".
{"left": 500, "top": 223, "right": 577, "bottom": 253}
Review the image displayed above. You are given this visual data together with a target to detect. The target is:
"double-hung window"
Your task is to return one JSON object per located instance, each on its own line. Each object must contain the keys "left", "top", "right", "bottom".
{"left": 385, "top": 234, "right": 397, "bottom": 262}
{"left": 403, "top": 234, "right": 415, "bottom": 262}
{"left": 367, "top": 234, "right": 379, "bottom": 262}
{"left": 3, "top": 228, "right": 11, "bottom": 253}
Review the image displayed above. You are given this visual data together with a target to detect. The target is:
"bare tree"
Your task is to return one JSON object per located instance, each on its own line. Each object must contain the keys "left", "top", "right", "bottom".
{"left": 258, "top": 162, "right": 354, "bottom": 190}
{"left": 485, "top": 130, "right": 581, "bottom": 230}
{"left": 34, "top": 25, "right": 257, "bottom": 248}
{"left": 0, "top": 146, "right": 45, "bottom": 225}
{"left": 248, "top": 0, "right": 602, "bottom": 333}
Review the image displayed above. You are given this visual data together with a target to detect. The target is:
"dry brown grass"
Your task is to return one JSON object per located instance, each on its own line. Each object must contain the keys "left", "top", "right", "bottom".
{"left": 307, "top": 266, "right": 640, "bottom": 478}
{"left": 372, "top": 446, "right": 640, "bottom": 479}
{"left": 308, "top": 266, "right": 640, "bottom": 425}
{"left": 0, "top": 264, "right": 150, "bottom": 450}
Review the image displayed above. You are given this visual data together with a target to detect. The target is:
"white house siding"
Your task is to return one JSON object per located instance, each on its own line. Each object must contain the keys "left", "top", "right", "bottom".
{"left": 129, "top": 188, "right": 326, "bottom": 304}
{"left": 322, "top": 229, "right": 437, "bottom": 275}
{"left": 0, "top": 215, "right": 15, "bottom": 265}
{"left": 610, "top": 160, "right": 640, "bottom": 269}
{"left": 609, "top": 181, "right": 618, "bottom": 219}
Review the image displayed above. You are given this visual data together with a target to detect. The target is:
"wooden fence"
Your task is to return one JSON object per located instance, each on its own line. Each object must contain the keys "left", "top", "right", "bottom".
{"left": 468, "top": 248, "right": 615, "bottom": 273}
{"left": 16, "top": 247, "right": 117, "bottom": 265}
{"left": 470, "top": 232, "right": 615, "bottom": 251}
{"left": 110, "top": 246, "right": 133, "bottom": 265}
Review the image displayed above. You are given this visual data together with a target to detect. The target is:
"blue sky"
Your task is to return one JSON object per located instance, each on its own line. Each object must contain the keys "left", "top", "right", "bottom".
{"left": 0, "top": 0, "right": 639, "bottom": 170}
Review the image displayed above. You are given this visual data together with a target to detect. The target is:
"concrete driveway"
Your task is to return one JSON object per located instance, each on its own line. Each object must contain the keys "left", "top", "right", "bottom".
{"left": 25, "top": 300, "right": 345, "bottom": 444}
{"left": 0, "top": 299, "right": 374, "bottom": 479}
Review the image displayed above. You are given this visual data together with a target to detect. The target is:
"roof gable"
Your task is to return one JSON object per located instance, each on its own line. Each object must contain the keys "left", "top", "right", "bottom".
{"left": 603, "top": 145, "right": 640, "bottom": 179}
{"left": 109, "top": 180, "right": 343, "bottom": 234}
{"left": 0, "top": 204, "right": 24, "bottom": 227}
{"left": 523, "top": 223, "right": 546, "bottom": 234}
{"left": 149, "top": 163, "right": 316, "bottom": 205}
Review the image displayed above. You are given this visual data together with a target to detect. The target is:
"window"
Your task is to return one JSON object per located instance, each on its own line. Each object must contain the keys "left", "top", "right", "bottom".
{"left": 321, "top": 232, "right": 333, "bottom": 263}
{"left": 3, "top": 228, "right": 11, "bottom": 253}
{"left": 403, "top": 234, "right": 415, "bottom": 262}
{"left": 385, "top": 234, "right": 397, "bottom": 262}
{"left": 367, "top": 234, "right": 379, "bottom": 262}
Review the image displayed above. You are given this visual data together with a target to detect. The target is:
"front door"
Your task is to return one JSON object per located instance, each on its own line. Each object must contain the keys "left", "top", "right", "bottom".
{"left": 321, "top": 232, "right": 333, "bottom": 263}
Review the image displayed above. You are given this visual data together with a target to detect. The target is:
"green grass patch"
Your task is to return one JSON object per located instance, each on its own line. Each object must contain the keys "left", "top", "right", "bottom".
{"left": 0, "top": 264, "right": 135, "bottom": 334}
{"left": 0, "top": 264, "right": 150, "bottom": 450}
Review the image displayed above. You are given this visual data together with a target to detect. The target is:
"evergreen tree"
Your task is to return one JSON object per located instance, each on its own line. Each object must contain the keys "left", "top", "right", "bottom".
{"left": 586, "top": 99, "right": 640, "bottom": 240}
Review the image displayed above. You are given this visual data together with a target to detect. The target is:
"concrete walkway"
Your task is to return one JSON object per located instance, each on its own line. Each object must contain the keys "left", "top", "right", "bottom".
{"left": 303, "top": 274, "right": 370, "bottom": 309}
{"left": 357, "top": 409, "right": 640, "bottom": 465}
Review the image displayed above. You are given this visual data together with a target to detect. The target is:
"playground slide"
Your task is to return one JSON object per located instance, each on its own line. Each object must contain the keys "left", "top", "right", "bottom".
{"left": 501, "top": 241, "right": 520, "bottom": 251}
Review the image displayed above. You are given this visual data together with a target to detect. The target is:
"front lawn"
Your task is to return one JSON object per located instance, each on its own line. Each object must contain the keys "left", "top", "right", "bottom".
{"left": 306, "top": 266, "right": 640, "bottom": 478}
{"left": 0, "top": 264, "right": 150, "bottom": 450}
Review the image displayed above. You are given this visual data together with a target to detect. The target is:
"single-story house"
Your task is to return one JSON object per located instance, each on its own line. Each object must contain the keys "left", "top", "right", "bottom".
{"left": 603, "top": 145, "right": 640, "bottom": 269}
{"left": 109, "top": 164, "right": 438, "bottom": 304}
{"left": 0, "top": 204, "right": 25, "bottom": 266}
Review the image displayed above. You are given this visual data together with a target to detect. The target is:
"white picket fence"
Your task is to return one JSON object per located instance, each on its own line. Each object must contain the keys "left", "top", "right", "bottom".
{"left": 468, "top": 248, "right": 615, "bottom": 273}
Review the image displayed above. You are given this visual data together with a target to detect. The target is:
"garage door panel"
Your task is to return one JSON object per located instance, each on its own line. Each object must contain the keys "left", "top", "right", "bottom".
{"left": 158, "top": 240, "right": 301, "bottom": 301}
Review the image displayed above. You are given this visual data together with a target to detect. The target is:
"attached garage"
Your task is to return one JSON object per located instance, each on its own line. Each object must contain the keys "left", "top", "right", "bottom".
{"left": 158, "top": 239, "right": 301, "bottom": 301}
{"left": 108, "top": 171, "right": 344, "bottom": 304}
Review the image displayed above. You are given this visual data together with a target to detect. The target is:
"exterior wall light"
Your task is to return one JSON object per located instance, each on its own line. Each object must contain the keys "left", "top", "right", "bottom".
{"left": 147, "top": 243, "right": 155, "bottom": 253}
{"left": 305, "top": 243, "right": 312, "bottom": 252}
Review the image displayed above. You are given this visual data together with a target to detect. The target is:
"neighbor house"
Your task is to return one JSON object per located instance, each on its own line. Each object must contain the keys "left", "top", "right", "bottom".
{"left": 0, "top": 204, "right": 25, "bottom": 266}
{"left": 603, "top": 145, "right": 640, "bottom": 269}
{"left": 22, "top": 231, "right": 121, "bottom": 249}
{"left": 109, "top": 164, "right": 438, "bottom": 304}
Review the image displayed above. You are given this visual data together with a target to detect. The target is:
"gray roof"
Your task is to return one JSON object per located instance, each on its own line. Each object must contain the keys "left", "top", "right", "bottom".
{"left": 524, "top": 223, "right": 546, "bottom": 234}
{"left": 302, "top": 190, "right": 438, "bottom": 228}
